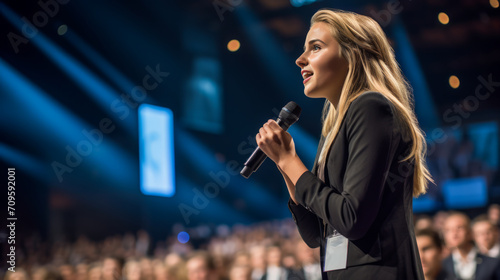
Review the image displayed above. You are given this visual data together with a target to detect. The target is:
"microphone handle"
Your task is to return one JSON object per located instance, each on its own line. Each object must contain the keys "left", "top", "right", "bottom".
{"left": 240, "top": 118, "right": 290, "bottom": 178}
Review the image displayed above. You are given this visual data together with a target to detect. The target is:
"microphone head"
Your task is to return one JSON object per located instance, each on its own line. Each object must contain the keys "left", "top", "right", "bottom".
{"left": 279, "top": 101, "right": 301, "bottom": 125}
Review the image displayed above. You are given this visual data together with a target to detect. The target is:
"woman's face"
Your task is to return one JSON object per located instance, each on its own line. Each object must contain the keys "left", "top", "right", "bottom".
{"left": 296, "top": 22, "right": 349, "bottom": 106}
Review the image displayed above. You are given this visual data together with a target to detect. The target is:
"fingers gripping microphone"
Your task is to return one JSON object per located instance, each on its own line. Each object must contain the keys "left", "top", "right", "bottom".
{"left": 240, "top": 102, "right": 302, "bottom": 179}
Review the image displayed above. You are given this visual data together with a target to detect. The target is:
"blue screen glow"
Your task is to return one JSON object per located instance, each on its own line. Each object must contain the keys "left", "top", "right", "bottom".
{"left": 139, "top": 104, "right": 175, "bottom": 197}
{"left": 442, "top": 177, "right": 487, "bottom": 209}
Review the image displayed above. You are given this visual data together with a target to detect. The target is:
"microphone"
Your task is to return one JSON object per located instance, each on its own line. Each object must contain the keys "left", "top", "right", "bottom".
{"left": 240, "top": 101, "right": 302, "bottom": 179}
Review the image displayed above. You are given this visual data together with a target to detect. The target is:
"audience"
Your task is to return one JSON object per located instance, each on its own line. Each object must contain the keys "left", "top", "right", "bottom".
{"left": 441, "top": 212, "right": 500, "bottom": 280}
{"left": 3, "top": 205, "right": 500, "bottom": 280}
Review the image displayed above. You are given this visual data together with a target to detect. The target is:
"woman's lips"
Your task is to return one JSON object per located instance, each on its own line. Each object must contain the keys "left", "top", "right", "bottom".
{"left": 303, "top": 76, "right": 312, "bottom": 84}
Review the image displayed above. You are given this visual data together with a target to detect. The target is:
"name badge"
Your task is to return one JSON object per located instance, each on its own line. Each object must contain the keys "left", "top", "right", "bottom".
{"left": 324, "top": 231, "right": 348, "bottom": 272}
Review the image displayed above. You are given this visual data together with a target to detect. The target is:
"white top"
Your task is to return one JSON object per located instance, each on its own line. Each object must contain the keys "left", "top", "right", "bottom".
{"left": 265, "top": 266, "right": 287, "bottom": 280}
{"left": 452, "top": 247, "right": 477, "bottom": 280}
{"left": 486, "top": 243, "right": 500, "bottom": 258}
{"left": 303, "top": 263, "right": 322, "bottom": 280}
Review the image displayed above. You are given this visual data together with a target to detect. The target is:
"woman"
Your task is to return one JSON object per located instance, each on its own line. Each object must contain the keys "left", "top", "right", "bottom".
{"left": 256, "top": 9, "right": 433, "bottom": 280}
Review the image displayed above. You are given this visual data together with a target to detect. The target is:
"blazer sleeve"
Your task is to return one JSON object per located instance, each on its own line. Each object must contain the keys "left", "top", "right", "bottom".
{"left": 294, "top": 93, "right": 399, "bottom": 240}
{"left": 288, "top": 199, "right": 322, "bottom": 248}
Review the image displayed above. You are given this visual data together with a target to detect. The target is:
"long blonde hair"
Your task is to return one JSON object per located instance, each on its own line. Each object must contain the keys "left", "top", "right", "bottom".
{"left": 313, "top": 9, "right": 433, "bottom": 197}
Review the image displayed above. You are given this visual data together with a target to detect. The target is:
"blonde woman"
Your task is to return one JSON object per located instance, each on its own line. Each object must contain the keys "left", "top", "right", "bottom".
{"left": 256, "top": 8, "right": 433, "bottom": 279}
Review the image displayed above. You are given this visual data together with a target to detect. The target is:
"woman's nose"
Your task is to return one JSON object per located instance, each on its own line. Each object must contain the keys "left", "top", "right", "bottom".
{"left": 295, "top": 53, "right": 307, "bottom": 68}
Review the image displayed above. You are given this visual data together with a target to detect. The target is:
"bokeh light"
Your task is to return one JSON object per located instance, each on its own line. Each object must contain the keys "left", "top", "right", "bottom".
{"left": 177, "top": 231, "right": 190, "bottom": 243}
{"left": 57, "top": 24, "right": 68, "bottom": 35}
{"left": 438, "top": 12, "right": 450, "bottom": 25}
{"left": 491, "top": 0, "right": 499, "bottom": 8}
{"left": 227, "top": 39, "right": 241, "bottom": 52}
{"left": 449, "top": 75, "right": 460, "bottom": 89}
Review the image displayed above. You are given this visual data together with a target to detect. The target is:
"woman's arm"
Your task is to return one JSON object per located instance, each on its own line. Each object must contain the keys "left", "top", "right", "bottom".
{"left": 279, "top": 165, "right": 323, "bottom": 248}
{"left": 277, "top": 165, "right": 297, "bottom": 204}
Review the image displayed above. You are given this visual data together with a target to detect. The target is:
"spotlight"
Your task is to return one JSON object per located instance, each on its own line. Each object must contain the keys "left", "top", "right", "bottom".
{"left": 227, "top": 39, "right": 240, "bottom": 52}
{"left": 438, "top": 12, "right": 449, "bottom": 25}
{"left": 491, "top": 0, "right": 499, "bottom": 8}
{"left": 449, "top": 75, "right": 460, "bottom": 89}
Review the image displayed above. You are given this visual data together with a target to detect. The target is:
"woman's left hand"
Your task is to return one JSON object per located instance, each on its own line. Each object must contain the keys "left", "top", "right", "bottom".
{"left": 256, "top": 119, "right": 296, "bottom": 167}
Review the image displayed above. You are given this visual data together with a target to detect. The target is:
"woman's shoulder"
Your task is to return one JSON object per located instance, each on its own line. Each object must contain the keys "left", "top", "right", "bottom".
{"left": 347, "top": 91, "right": 395, "bottom": 118}
{"left": 349, "top": 91, "right": 412, "bottom": 144}
{"left": 351, "top": 91, "right": 392, "bottom": 106}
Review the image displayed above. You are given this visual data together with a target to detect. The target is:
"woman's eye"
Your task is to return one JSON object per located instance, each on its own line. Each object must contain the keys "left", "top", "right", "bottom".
{"left": 313, "top": 45, "right": 321, "bottom": 51}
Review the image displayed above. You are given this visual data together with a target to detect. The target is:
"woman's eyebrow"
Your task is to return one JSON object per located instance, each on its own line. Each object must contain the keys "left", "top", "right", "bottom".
{"left": 303, "top": 39, "right": 326, "bottom": 51}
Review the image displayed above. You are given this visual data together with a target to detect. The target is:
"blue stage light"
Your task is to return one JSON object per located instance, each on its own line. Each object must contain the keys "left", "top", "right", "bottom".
{"left": 391, "top": 20, "right": 439, "bottom": 129}
{"left": 0, "top": 58, "right": 136, "bottom": 185}
{"left": 290, "top": 0, "right": 320, "bottom": 7}
{"left": 0, "top": 3, "right": 135, "bottom": 134}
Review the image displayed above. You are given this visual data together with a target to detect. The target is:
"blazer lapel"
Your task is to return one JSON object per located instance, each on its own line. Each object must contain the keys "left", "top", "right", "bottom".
{"left": 474, "top": 254, "right": 484, "bottom": 280}
{"left": 311, "top": 136, "right": 325, "bottom": 175}
{"left": 442, "top": 257, "right": 457, "bottom": 279}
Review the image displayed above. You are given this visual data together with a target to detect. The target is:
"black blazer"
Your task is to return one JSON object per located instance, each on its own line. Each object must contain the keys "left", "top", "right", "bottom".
{"left": 288, "top": 92, "right": 424, "bottom": 279}
{"left": 442, "top": 252, "right": 500, "bottom": 280}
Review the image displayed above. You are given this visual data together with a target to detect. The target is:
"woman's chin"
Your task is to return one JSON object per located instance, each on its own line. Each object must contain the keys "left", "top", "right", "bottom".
{"left": 303, "top": 89, "right": 321, "bottom": 99}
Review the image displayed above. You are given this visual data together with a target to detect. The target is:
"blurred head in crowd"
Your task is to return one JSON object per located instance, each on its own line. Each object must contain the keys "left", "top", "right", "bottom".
{"left": 433, "top": 211, "right": 449, "bottom": 232}
{"left": 4, "top": 268, "right": 29, "bottom": 280}
{"left": 165, "top": 253, "right": 186, "bottom": 280}
{"left": 40, "top": 270, "right": 63, "bottom": 280}
{"left": 88, "top": 262, "right": 102, "bottom": 280}
{"left": 186, "top": 251, "right": 216, "bottom": 280}
{"left": 123, "top": 259, "right": 142, "bottom": 280}
{"left": 165, "top": 252, "right": 184, "bottom": 268}
{"left": 213, "top": 255, "right": 230, "bottom": 280}
{"left": 229, "top": 264, "right": 251, "bottom": 280}
{"left": 442, "top": 212, "right": 473, "bottom": 251}
{"left": 58, "top": 264, "right": 75, "bottom": 280}
{"left": 249, "top": 245, "right": 267, "bottom": 271}
{"left": 140, "top": 257, "right": 154, "bottom": 280}
{"left": 153, "top": 259, "right": 175, "bottom": 280}
{"left": 282, "top": 254, "right": 298, "bottom": 269}
{"left": 488, "top": 204, "right": 500, "bottom": 226}
{"left": 295, "top": 240, "right": 318, "bottom": 266}
{"left": 472, "top": 214, "right": 499, "bottom": 256}
{"left": 266, "top": 245, "right": 282, "bottom": 267}
{"left": 415, "top": 215, "right": 433, "bottom": 231}
{"left": 75, "top": 262, "right": 89, "bottom": 280}
{"left": 416, "top": 228, "right": 443, "bottom": 280}
{"left": 32, "top": 266, "right": 49, "bottom": 280}
{"left": 233, "top": 251, "right": 250, "bottom": 267}
{"left": 102, "top": 256, "right": 124, "bottom": 280}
